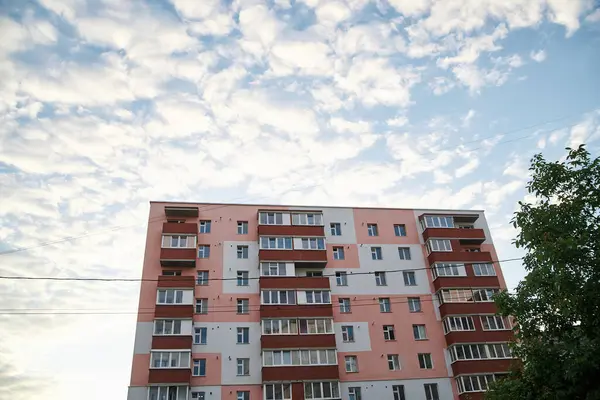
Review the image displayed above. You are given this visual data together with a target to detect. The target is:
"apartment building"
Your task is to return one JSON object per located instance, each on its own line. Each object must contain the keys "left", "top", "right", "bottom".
{"left": 128, "top": 202, "right": 515, "bottom": 400}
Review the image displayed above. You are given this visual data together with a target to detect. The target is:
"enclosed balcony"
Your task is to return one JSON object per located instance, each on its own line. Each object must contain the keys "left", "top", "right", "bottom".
{"left": 148, "top": 369, "right": 191, "bottom": 384}
{"left": 162, "top": 222, "right": 197, "bottom": 234}
{"left": 428, "top": 250, "right": 493, "bottom": 265}
{"left": 160, "top": 248, "right": 196, "bottom": 267}
{"left": 165, "top": 206, "right": 199, "bottom": 218}
{"left": 423, "top": 227, "right": 486, "bottom": 243}
{"left": 262, "top": 365, "right": 339, "bottom": 381}
{"left": 259, "top": 276, "right": 330, "bottom": 290}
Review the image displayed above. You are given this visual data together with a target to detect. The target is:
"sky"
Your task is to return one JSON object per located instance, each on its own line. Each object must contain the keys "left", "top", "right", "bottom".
{"left": 0, "top": 0, "right": 599, "bottom": 398}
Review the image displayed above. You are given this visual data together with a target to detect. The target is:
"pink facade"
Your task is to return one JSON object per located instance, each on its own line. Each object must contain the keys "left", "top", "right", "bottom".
{"left": 128, "top": 202, "right": 514, "bottom": 400}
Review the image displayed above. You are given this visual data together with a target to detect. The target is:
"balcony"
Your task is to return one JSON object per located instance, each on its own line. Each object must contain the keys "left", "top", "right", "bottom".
{"left": 445, "top": 330, "right": 513, "bottom": 346}
{"left": 261, "top": 304, "right": 333, "bottom": 318}
{"left": 452, "top": 359, "right": 515, "bottom": 375}
{"left": 261, "top": 334, "right": 336, "bottom": 349}
{"left": 459, "top": 393, "right": 485, "bottom": 400}
{"left": 433, "top": 276, "right": 501, "bottom": 291}
{"left": 155, "top": 305, "right": 194, "bottom": 318}
{"left": 423, "top": 227, "right": 486, "bottom": 243}
{"left": 157, "top": 275, "right": 196, "bottom": 288}
{"left": 163, "top": 222, "right": 197, "bottom": 234}
{"left": 160, "top": 248, "right": 196, "bottom": 267}
{"left": 428, "top": 251, "right": 493, "bottom": 265}
{"left": 152, "top": 336, "right": 193, "bottom": 349}
{"left": 148, "top": 369, "right": 191, "bottom": 384}
{"left": 262, "top": 365, "right": 339, "bottom": 381}
{"left": 165, "top": 206, "right": 198, "bottom": 217}
{"left": 260, "top": 276, "right": 330, "bottom": 290}
{"left": 258, "top": 225, "right": 325, "bottom": 237}
{"left": 259, "top": 249, "right": 328, "bottom": 264}
{"left": 439, "top": 302, "right": 498, "bottom": 318}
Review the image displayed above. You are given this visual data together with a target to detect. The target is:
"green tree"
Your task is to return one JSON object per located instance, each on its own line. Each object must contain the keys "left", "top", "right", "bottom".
{"left": 486, "top": 145, "right": 600, "bottom": 400}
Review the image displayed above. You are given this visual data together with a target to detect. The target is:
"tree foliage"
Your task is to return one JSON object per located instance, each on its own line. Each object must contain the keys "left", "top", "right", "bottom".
{"left": 486, "top": 145, "right": 600, "bottom": 400}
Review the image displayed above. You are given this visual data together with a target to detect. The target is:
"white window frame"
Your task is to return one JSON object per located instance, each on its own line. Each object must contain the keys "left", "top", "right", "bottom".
{"left": 262, "top": 349, "right": 337, "bottom": 367}
{"left": 403, "top": 271, "right": 417, "bottom": 286}
{"left": 304, "top": 381, "right": 340, "bottom": 400}
{"left": 398, "top": 247, "right": 411, "bottom": 260}
{"left": 330, "top": 223, "right": 342, "bottom": 236}
{"left": 424, "top": 215, "right": 454, "bottom": 228}
{"left": 262, "top": 318, "right": 299, "bottom": 335}
{"left": 408, "top": 297, "right": 421, "bottom": 312}
{"left": 150, "top": 351, "right": 191, "bottom": 368}
{"left": 472, "top": 288, "right": 500, "bottom": 302}
{"left": 264, "top": 384, "right": 291, "bottom": 400}
{"left": 154, "top": 319, "right": 183, "bottom": 335}
{"left": 392, "top": 385, "right": 405, "bottom": 400}
{"left": 432, "top": 263, "right": 465, "bottom": 278}
{"left": 237, "top": 391, "right": 250, "bottom": 400}
{"left": 348, "top": 387, "right": 361, "bottom": 400}
{"left": 456, "top": 374, "right": 502, "bottom": 394}
{"left": 259, "top": 212, "right": 284, "bottom": 225}
{"left": 237, "top": 327, "right": 250, "bottom": 344}
{"left": 424, "top": 383, "right": 439, "bottom": 400}
{"left": 237, "top": 245, "right": 249, "bottom": 259}
{"left": 168, "top": 235, "right": 193, "bottom": 248}
{"left": 473, "top": 263, "right": 496, "bottom": 276}
{"left": 199, "top": 220, "right": 211, "bottom": 233}
{"left": 237, "top": 298, "right": 249, "bottom": 314}
{"left": 375, "top": 271, "right": 387, "bottom": 286}
{"left": 341, "top": 325, "right": 354, "bottom": 342}
{"left": 198, "top": 245, "right": 210, "bottom": 258}
{"left": 197, "top": 270, "right": 209, "bottom": 285}
{"left": 195, "top": 298, "right": 208, "bottom": 314}
{"left": 148, "top": 386, "right": 188, "bottom": 400}
{"left": 237, "top": 271, "right": 249, "bottom": 286}
{"left": 305, "top": 290, "right": 331, "bottom": 304}
{"left": 292, "top": 213, "right": 323, "bottom": 226}
{"left": 336, "top": 271, "right": 347, "bottom": 286}
{"left": 194, "top": 327, "right": 207, "bottom": 345}
{"left": 413, "top": 324, "right": 427, "bottom": 340}
{"left": 332, "top": 246, "right": 345, "bottom": 260}
{"left": 367, "top": 223, "right": 378, "bottom": 236}
{"left": 260, "top": 237, "right": 293, "bottom": 250}
{"left": 261, "top": 262, "right": 287, "bottom": 276}
{"left": 300, "top": 237, "right": 326, "bottom": 250}
{"left": 339, "top": 298, "right": 351, "bottom": 313}
{"left": 345, "top": 355, "right": 358, "bottom": 372}
{"left": 449, "top": 343, "right": 513, "bottom": 362}
{"left": 236, "top": 358, "right": 250, "bottom": 376}
{"left": 261, "top": 290, "right": 296, "bottom": 305}
{"left": 394, "top": 224, "right": 407, "bottom": 237}
{"left": 443, "top": 316, "right": 475, "bottom": 334}
{"left": 191, "top": 392, "right": 205, "bottom": 400}
{"left": 438, "top": 288, "right": 500, "bottom": 303}
{"left": 156, "top": 289, "right": 184, "bottom": 305}
{"left": 371, "top": 247, "right": 382, "bottom": 260}
{"left": 192, "top": 358, "right": 206, "bottom": 376}
{"left": 418, "top": 353, "right": 433, "bottom": 369}
{"left": 387, "top": 354, "right": 401, "bottom": 370}
{"left": 426, "top": 239, "right": 452, "bottom": 253}
{"left": 237, "top": 221, "right": 248, "bottom": 234}
{"left": 299, "top": 318, "right": 334, "bottom": 334}
{"left": 480, "top": 315, "right": 509, "bottom": 331}
{"left": 383, "top": 325, "right": 396, "bottom": 341}
{"left": 379, "top": 298, "right": 391, "bottom": 313}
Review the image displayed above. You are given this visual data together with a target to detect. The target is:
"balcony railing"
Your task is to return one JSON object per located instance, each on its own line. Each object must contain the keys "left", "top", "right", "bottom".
{"left": 259, "top": 276, "right": 330, "bottom": 289}
{"left": 259, "top": 249, "right": 328, "bottom": 263}
{"left": 262, "top": 365, "right": 339, "bottom": 381}
{"left": 428, "top": 251, "right": 493, "bottom": 265}
{"left": 160, "top": 248, "right": 196, "bottom": 267}
{"left": 148, "top": 369, "right": 191, "bottom": 384}
{"left": 258, "top": 225, "right": 325, "bottom": 236}
{"left": 163, "top": 222, "right": 197, "bottom": 234}
{"left": 165, "top": 206, "right": 198, "bottom": 217}
{"left": 423, "top": 227, "right": 486, "bottom": 242}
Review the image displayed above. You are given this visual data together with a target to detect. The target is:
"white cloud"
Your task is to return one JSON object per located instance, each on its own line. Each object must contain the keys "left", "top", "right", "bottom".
{"left": 270, "top": 40, "right": 333, "bottom": 76}
{"left": 388, "top": 0, "right": 431, "bottom": 16}
{"left": 462, "top": 109, "right": 476, "bottom": 127}
{"left": 455, "top": 157, "right": 480, "bottom": 177}
{"left": 315, "top": 1, "right": 352, "bottom": 25}
{"left": 387, "top": 116, "right": 409, "bottom": 128}
{"left": 585, "top": 9, "right": 600, "bottom": 22}
{"left": 530, "top": 49, "right": 547, "bottom": 62}
{"left": 429, "top": 76, "right": 455, "bottom": 95}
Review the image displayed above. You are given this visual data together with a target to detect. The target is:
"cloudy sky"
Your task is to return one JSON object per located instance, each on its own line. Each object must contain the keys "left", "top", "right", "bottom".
{"left": 1, "top": 0, "right": 599, "bottom": 398}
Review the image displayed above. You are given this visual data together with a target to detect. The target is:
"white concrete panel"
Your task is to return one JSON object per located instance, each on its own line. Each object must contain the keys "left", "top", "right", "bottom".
{"left": 334, "top": 322, "right": 371, "bottom": 352}
{"left": 191, "top": 322, "right": 262, "bottom": 385}
{"left": 293, "top": 237, "right": 303, "bottom": 249}
{"left": 354, "top": 244, "right": 430, "bottom": 295}
{"left": 182, "top": 289, "right": 195, "bottom": 305}
{"left": 222, "top": 241, "right": 260, "bottom": 294}
{"left": 190, "top": 386, "right": 222, "bottom": 400}
{"left": 340, "top": 378, "right": 453, "bottom": 400}
{"left": 133, "top": 322, "right": 153, "bottom": 354}
{"left": 443, "top": 348, "right": 454, "bottom": 377}
{"left": 282, "top": 213, "right": 291, "bottom": 225}
{"left": 297, "top": 291, "right": 308, "bottom": 304}
{"left": 290, "top": 206, "right": 358, "bottom": 244}
{"left": 127, "top": 387, "right": 146, "bottom": 400}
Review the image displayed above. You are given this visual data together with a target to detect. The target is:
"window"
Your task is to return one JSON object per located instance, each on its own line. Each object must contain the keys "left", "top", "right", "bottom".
{"left": 408, "top": 297, "right": 421, "bottom": 312}
{"left": 259, "top": 212, "right": 284, "bottom": 225}
{"left": 456, "top": 374, "right": 505, "bottom": 394}
{"left": 236, "top": 358, "right": 250, "bottom": 376}
{"left": 197, "top": 270, "right": 209, "bottom": 285}
{"left": 392, "top": 385, "right": 405, "bottom": 400}
{"left": 262, "top": 290, "right": 296, "bottom": 305}
{"left": 339, "top": 298, "right": 351, "bottom": 313}
{"left": 348, "top": 387, "right": 361, "bottom": 400}
{"left": 345, "top": 355, "right": 358, "bottom": 372}
{"left": 199, "top": 220, "right": 211, "bottom": 233}
{"left": 387, "top": 354, "right": 401, "bottom": 370}
{"left": 398, "top": 247, "right": 411, "bottom": 260}
{"left": 237, "top": 327, "right": 249, "bottom": 344}
{"left": 237, "top": 299, "right": 249, "bottom": 314}
{"left": 195, "top": 298, "right": 208, "bottom": 314}
{"left": 367, "top": 223, "right": 378, "bottom": 236}
{"left": 371, "top": 247, "right": 382, "bottom": 260}
{"left": 333, "top": 246, "right": 345, "bottom": 260}
{"left": 443, "top": 316, "right": 475, "bottom": 334}
{"left": 341, "top": 325, "right": 354, "bottom": 342}
{"left": 394, "top": 224, "right": 407, "bottom": 236}
{"left": 473, "top": 263, "right": 496, "bottom": 276}
{"left": 336, "top": 271, "right": 348, "bottom": 286}
{"left": 423, "top": 215, "right": 454, "bottom": 228}
{"left": 170, "top": 235, "right": 190, "bottom": 248}
{"left": 237, "top": 391, "right": 250, "bottom": 400}
{"left": 424, "top": 383, "right": 439, "bottom": 400}
{"left": 418, "top": 353, "right": 433, "bottom": 369}
{"left": 299, "top": 318, "right": 334, "bottom": 334}
{"left": 237, "top": 221, "right": 248, "bottom": 234}
{"left": 426, "top": 239, "right": 452, "bottom": 252}
{"left": 237, "top": 271, "right": 249, "bottom": 286}
{"left": 432, "top": 263, "right": 464, "bottom": 278}
{"left": 481, "top": 315, "right": 508, "bottom": 330}
{"left": 413, "top": 324, "right": 427, "bottom": 340}
{"left": 304, "top": 381, "right": 340, "bottom": 400}
{"left": 379, "top": 298, "right": 391, "bottom": 313}
{"left": 375, "top": 271, "right": 387, "bottom": 286}
{"left": 305, "top": 290, "right": 331, "bottom": 304}
{"left": 162, "top": 270, "right": 181, "bottom": 276}
{"left": 330, "top": 223, "right": 342, "bottom": 236}
{"left": 261, "top": 262, "right": 287, "bottom": 276}
{"left": 306, "top": 271, "right": 323, "bottom": 277}
{"left": 438, "top": 288, "right": 500, "bottom": 303}
{"left": 472, "top": 288, "right": 500, "bottom": 302}
{"left": 264, "top": 384, "right": 291, "bottom": 400}
{"left": 383, "top": 325, "right": 396, "bottom": 340}
{"left": 192, "top": 392, "right": 205, "bottom": 400}
{"left": 449, "top": 343, "right": 512, "bottom": 362}
{"left": 198, "top": 245, "right": 210, "bottom": 258}
{"left": 194, "top": 327, "right": 207, "bottom": 345}
{"left": 263, "top": 349, "right": 337, "bottom": 366}
{"left": 157, "top": 289, "right": 184, "bottom": 304}
{"left": 260, "top": 237, "right": 293, "bottom": 249}
{"left": 151, "top": 351, "right": 190, "bottom": 368}
{"left": 154, "top": 319, "right": 182, "bottom": 335}
{"left": 149, "top": 387, "right": 188, "bottom": 400}
{"left": 403, "top": 271, "right": 417, "bottom": 286}
{"left": 262, "top": 319, "right": 299, "bottom": 335}
{"left": 301, "top": 237, "right": 325, "bottom": 250}
{"left": 237, "top": 245, "right": 249, "bottom": 259}
{"left": 292, "top": 213, "right": 323, "bottom": 225}
{"left": 192, "top": 358, "right": 206, "bottom": 376}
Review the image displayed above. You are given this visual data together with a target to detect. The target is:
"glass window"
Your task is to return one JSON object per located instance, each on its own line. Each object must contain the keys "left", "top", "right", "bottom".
{"left": 237, "top": 271, "right": 249, "bottom": 286}
{"left": 481, "top": 315, "right": 508, "bottom": 330}
{"left": 341, "top": 325, "right": 354, "bottom": 342}
{"left": 432, "top": 263, "right": 464, "bottom": 278}
{"left": 333, "top": 246, "right": 345, "bottom": 260}
{"left": 473, "top": 263, "right": 496, "bottom": 276}
{"left": 157, "top": 289, "right": 184, "bottom": 305}
{"left": 195, "top": 298, "right": 208, "bottom": 314}
{"left": 236, "top": 358, "right": 250, "bottom": 375}
{"left": 237, "top": 391, "right": 250, "bottom": 400}
{"left": 150, "top": 351, "right": 190, "bottom": 368}
{"left": 237, "top": 221, "right": 248, "bottom": 234}
{"left": 394, "top": 224, "right": 407, "bottom": 236}
{"left": 413, "top": 324, "right": 427, "bottom": 340}
{"left": 443, "top": 316, "right": 475, "bottom": 334}
{"left": 371, "top": 247, "right": 382, "bottom": 260}
{"left": 301, "top": 237, "right": 326, "bottom": 250}
{"left": 339, "top": 298, "right": 351, "bottom": 313}
{"left": 292, "top": 213, "right": 323, "bottom": 225}
{"left": 194, "top": 327, "right": 207, "bottom": 344}
{"left": 424, "top": 215, "right": 454, "bottom": 228}
{"left": 262, "top": 290, "right": 296, "bottom": 305}
{"left": 260, "top": 237, "right": 293, "bottom": 249}
{"left": 379, "top": 298, "right": 391, "bottom": 313}
{"left": 426, "top": 239, "right": 452, "bottom": 252}
{"left": 367, "top": 224, "right": 378, "bottom": 236}
{"left": 392, "top": 385, "right": 405, "bottom": 400}
{"left": 348, "top": 387, "right": 361, "bottom": 400}
{"left": 264, "top": 384, "right": 291, "bottom": 400}
{"left": 398, "top": 247, "right": 411, "bottom": 260}
{"left": 403, "top": 271, "right": 417, "bottom": 286}
{"left": 259, "top": 212, "right": 284, "bottom": 225}
{"left": 418, "top": 353, "right": 433, "bottom": 369}
{"left": 154, "top": 319, "right": 182, "bottom": 335}
{"left": 193, "top": 359, "right": 206, "bottom": 376}
{"left": 387, "top": 354, "right": 401, "bottom": 370}
{"left": 197, "top": 270, "right": 209, "bottom": 285}
{"left": 375, "top": 271, "right": 387, "bottom": 286}
{"left": 237, "top": 245, "right": 249, "bottom": 259}
{"left": 237, "top": 327, "right": 249, "bottom": 344}
{"left": 408, "top": 297, "right": 421, "bottom": 312}
{"left": 424, "top": 383, "right": 439, "bottom": 400}
{"left": 237, "top": 299, "right": 249, "bottom": 314}
{"left": 199, "top": 220, "right": 211, "bottom": 233}
{"left": 305, "top": 290, "right": 331, "bottom": 304}
{"left": 198, "top": 245, "right": 210, "bottom": 258}
{"left": 345, "top": 355, "right": 358, "bottom": 372}
{"left": 473, "top": 288, "right": 500, "bottom": 302}
{"left": 330, "top": 223, "right": 342, "bottom": 236}
{"left": 192, "top": 392, "right": 205, "bottom": 400}
{"left": 383, "top": 325, "right": 395, "bottom": 340}
{"left": 336, "top": 271, "right": 347, "bottom": 286}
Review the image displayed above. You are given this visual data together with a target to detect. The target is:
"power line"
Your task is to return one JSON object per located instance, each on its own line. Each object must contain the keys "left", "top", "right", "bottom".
{"left": 0, "top": 257, "right": 523, "bottom": 282}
